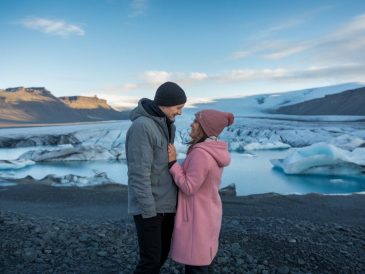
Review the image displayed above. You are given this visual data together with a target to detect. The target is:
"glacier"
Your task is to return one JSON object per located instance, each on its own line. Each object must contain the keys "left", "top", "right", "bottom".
{"left": 0, "top": 159, "right": 35, "bottom": 170}
{"left": 0, "top": 83, "right": 365, "bottom": 192}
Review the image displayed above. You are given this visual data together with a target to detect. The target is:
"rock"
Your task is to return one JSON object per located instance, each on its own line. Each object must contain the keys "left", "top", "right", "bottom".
{"left": 23, "top": 249, "right": 37, "bottom": 262}
{"left": 231, "top": 242, "right": 241, "bottom": 252}
{"left": 246, "top": 255, "right": 254, "bottom": 264}
{"left": 277, "top": 266, "right": 290, "bottom": 274}
{"left": 219, "top": 183, "right": 236, "bottom": 196}
{"left": 97, "top": 251, "right": 108, "bottom": 257}
{"left": 217, "top": 256, "right": 229, "bottom": 264}
{"left": 1, "top": 210, "right": 364, "bottom": 274}
{"left": 79, "top": 233, "right": 90, "bottom": 242}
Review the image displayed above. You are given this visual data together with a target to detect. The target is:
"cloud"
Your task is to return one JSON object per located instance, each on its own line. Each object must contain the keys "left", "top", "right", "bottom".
{"left": 330, "top": 14, "right": 365, "bottom": 39}
{"left": 231, "top": 50, "right": 252, "bottom": 60}
{"left": 122, "top": 83, "right": 139, "bottom": 91}
{"left": 308, "top": 13, "right": 365, "bottom": 66}
{"left": 189, "top": 72, "right": 208, "bottom": 81}
{"left": 129, "top": 0, "right": 147, "bottom": 17}
{"left": 279, "top": 63, "right": 365, "bottom": 81}
{"left": 141, "top": 70, "right": 208, "bottom": 85}
{"left": 263, "top": 43, "right": 313, "bottom": 59}
{"left": 249, "top": 6, "right": 334, "bottom": 41}
{"left": 81, "top": 93, "right": 140, "bottom": 110}
{"left": 142, "top": 71, "right": 172, "bottom": 85}
{"left": 219, "top": 64, "right": 365, "bottom": 84}
{"left": 20, "top": 17, "right": 85, "bottom": 37}
{"left": 233, "top": 12, "right": 365, "bottom": 66}
{"left": 216, "top": 68, "right": 287, "bottom": 82}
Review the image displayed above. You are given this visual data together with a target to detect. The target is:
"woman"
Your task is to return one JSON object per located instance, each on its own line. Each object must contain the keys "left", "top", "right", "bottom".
{"left": 168, "top": 109, "right": 234, "bottom": 273}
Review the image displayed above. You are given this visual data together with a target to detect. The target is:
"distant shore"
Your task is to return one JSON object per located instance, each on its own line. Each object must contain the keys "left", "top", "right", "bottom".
{"left": 1, "top": 183, "right": 364, "bottom": 273}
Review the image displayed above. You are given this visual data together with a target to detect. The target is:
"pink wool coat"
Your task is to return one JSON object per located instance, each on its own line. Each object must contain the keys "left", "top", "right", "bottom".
{"left": 169, "top": 140, "right": 231, "bottom": 266}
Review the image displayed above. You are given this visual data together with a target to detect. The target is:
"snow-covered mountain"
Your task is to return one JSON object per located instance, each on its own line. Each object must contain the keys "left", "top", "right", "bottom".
{"left": 276, "top": 86, "right": 365, "bottom": 116}
{"left": 184, "top": 82, "right": 365, "bottom": 119}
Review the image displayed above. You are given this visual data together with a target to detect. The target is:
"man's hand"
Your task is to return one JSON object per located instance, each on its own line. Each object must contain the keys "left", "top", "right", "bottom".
{"left": 168, "top": 143, "right": 177, "bottom": 162}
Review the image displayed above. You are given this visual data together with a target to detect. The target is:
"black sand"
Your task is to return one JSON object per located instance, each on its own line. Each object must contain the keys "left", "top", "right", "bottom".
{"left": 1, "top": 183, "right": 364, "bottom": 273}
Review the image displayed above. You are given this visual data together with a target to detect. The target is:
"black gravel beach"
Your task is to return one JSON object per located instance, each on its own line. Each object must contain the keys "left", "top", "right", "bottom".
{"left": 1, "top": 183, "right": 364, "bottom": 274}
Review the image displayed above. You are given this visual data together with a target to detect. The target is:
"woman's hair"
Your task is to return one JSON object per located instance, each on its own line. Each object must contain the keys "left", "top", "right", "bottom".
{"left": 186, "top": 118, "right": 208, "bottom": 154}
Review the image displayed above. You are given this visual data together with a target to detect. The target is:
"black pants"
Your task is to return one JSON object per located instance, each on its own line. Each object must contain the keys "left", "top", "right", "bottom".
{"left": 133, "top": 213, "right": 175, "bottom": 274}
{"left": 185, "top": 262, "right": 214, "bottom": 274}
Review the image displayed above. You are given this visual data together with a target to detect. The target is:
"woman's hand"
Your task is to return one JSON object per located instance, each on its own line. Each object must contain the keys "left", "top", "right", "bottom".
{"left": 168, "top": 143, "right": 177, "bottom": 162}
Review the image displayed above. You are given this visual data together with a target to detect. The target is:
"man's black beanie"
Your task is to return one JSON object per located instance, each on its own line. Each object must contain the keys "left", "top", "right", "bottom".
{"left": 154, "top": 82, "right": 187, "bottom": 106}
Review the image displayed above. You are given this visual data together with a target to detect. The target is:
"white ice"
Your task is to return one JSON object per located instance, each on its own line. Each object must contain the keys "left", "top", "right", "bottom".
{"left": 271, "top": 143, "right": 365, "bottom": 176}
{"left": 0, "top": 159, "right": 35, "bottom": 170}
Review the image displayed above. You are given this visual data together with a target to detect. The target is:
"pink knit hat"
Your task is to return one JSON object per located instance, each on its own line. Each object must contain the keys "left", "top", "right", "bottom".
{"left": 195, "top": 109, "right": 234, "bottom": 137}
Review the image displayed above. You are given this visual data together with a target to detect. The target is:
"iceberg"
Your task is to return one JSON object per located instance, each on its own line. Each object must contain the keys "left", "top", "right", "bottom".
{"left": 46, "top": 172, "right": 114, "bottom": 187}
{"left": 329, "top": 134, "right": 365, "bottom": 151}
{"left": 271, "top": 143, "right": 365, "bottom": 176}
{"left": 244, "top": 141, "right": 290, "bottom": 151}
{"left": 17, "top": 145, "right": 124, "bottom": 162}
{"left": 0, "top": 159, "right": 35, "bottom": 170}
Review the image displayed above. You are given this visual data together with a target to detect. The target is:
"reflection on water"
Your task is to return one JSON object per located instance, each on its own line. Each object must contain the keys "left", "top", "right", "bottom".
{"left": 0, "top": 147, "right": 365, "bottom": 195}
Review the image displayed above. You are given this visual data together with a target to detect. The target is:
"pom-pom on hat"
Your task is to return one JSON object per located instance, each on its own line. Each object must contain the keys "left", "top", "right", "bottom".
{"left": 195, "top": 109, "right": 234, "bottom": 137}
{"left": 154, "top": 82, "right": 187, "bottom": 106}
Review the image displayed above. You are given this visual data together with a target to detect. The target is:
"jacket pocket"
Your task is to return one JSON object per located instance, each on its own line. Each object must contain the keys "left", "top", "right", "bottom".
{"left": 153, "top": 139, "right": 167, "bottom": 170}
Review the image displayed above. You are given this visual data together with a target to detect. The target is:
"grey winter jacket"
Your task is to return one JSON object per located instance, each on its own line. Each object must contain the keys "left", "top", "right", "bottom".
{"left": 126, "top": 99, "right": 177, "bottom": 218}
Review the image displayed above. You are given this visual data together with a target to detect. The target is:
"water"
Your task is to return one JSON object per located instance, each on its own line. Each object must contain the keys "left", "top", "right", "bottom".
{"left": 1, "top": 148, "right": 364, "bottom": 195}
{"left": 222, "top": 151, "right": 365, "bottom": 195}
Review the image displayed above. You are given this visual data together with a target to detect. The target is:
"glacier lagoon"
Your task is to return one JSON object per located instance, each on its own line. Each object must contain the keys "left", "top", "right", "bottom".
{"left": 0, "top": 148, "right": 364, "bottom": 196}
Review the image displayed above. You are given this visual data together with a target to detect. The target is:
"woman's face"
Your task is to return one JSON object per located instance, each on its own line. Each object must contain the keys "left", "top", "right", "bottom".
{"left": 190, "top": 119, "right": 202, "bottom": 140}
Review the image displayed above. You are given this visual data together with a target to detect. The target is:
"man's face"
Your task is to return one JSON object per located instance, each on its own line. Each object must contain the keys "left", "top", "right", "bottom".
{"left": 159, "top": 104, "right": 185, "bottom": 121}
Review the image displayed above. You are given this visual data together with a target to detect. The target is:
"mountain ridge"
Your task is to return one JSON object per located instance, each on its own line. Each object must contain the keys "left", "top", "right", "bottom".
{"left": 0, "top": 87, "right": 128, "bottom": 124}
{"left": 275, "top": 87, "right": 365, "bottom": 116}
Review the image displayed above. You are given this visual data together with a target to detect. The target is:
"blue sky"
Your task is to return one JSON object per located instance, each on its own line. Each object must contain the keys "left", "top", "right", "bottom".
{"left": 1, "top": 0, "right": 365, "bottom": 109}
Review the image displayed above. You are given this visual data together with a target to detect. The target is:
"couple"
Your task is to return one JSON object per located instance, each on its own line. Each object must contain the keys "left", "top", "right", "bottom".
{"left": 126, "top": 82, "right": 234, "bottom": 274}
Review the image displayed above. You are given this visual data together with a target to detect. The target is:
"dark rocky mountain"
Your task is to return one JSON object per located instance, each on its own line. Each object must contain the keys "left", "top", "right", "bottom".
{"left": 0, "top": 87, "right": 129, "bottom": 125}
{"left": 276, "top": 87, "right": 365, "bottom": 116}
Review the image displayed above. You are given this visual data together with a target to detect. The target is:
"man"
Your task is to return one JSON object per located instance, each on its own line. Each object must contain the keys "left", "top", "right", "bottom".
{"left": 125, "top": 81, "right": 187, "bottom": 273}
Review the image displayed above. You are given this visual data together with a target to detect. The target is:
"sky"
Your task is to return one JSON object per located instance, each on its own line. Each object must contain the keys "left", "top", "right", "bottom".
{"left": 1, "top": 0, "right": 365, "bottom": 109}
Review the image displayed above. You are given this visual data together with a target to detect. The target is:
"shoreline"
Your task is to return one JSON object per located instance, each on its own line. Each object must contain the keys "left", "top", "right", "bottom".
{"left": 1, "top": 183, "right": 365, "bottom": 273}
{"left": 0, "top": 182, "right": 364, "bottom": 225}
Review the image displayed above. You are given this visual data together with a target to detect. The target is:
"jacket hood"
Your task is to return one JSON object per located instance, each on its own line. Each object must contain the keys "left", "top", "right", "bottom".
{"left": 191, "top": 140, "right": 230, "bottom": 167}
{"left": 129, "top": 98, "right": 174, "bottom": 141}
{"left": 130, "top": 98, "right": 160, "bottom": 122}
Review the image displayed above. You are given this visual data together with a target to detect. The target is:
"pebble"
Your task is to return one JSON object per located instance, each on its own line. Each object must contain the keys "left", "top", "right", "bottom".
{"left": 1, "top": 210, "right": 364, "bottom": 274}
{"left": 277, "top": 266, "right": 290, "bottom": 274}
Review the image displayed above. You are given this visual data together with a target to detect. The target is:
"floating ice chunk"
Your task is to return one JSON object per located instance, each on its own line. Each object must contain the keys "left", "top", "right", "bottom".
{"left": 350, "top": 147, "right": 365, "bottom": 165}
{"left": 330, "top": 179, "right": 345, "bottom": 184}
{"left": 18, "top": 145, "right": 122, "bottom": 162}
{"left": 244, "top": 142, "right": 290, "bottom": 151}
{"left": 271, "top": 143, "right": 365, "bottom": 176}
{"left": 41, "top": 172, "right": 114, "bottom": 187}
{"left": 239, "top": 153, "right": 256, "bottom": 157}
{"left": 228, "top": 141, "right": 246, "bottom": 152}
{"left": 0, "top": 159, "right": 35, "bottom": 170}
{"left": 329, "top": 134, "right": 365, "bottom": 150}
